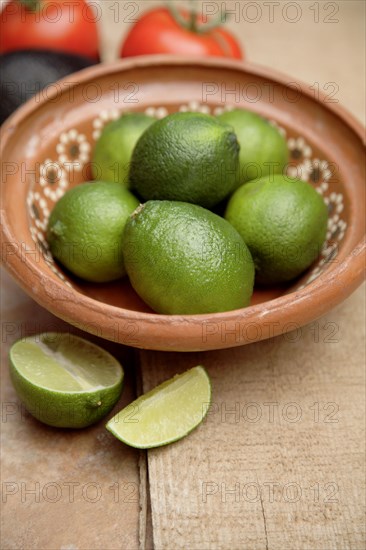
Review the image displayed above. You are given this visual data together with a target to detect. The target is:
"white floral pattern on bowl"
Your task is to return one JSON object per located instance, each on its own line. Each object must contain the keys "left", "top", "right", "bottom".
{"left": 57, "top": 129, "right": 91, "bottom": 171}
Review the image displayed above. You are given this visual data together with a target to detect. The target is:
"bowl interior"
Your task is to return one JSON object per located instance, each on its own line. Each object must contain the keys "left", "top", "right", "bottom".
{"left": 23, "top": 103, "right": 351, "bottom": 311}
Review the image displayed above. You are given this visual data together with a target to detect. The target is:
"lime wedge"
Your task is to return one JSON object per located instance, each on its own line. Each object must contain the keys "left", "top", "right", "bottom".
{"left": 106, "top": 366, "right": 211, "bottom": 448}
{"left": 9, "top": 333, "right": 124, "bottom": 428}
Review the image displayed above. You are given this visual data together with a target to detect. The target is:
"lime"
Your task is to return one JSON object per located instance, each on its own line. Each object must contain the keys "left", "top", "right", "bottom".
{"left": 106, "top": 366, "right": 211, "bottom": 448}
{"left": 123, "top": 200, "right": 254, "bottom": 314}
{"left": 217, "top": 109, "right": 289, "bottom": 183}
{"left": 46, "top": 181, "right": 140, "bottom": 282}
{"left": 129, "top": 112, "right": 240, "bottom": 209}
{"left": 9, "top": 333, "right": 124, "bottom": 428}
{"left": 92, "top": 113, "right": 155, "bottom": 186}
{"left": 225, "top": 175, "right": 328, "bottom": 284}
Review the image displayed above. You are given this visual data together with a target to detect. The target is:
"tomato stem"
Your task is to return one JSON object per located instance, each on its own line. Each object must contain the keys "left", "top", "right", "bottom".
{"left": 167, "top": 0, "right": 227, "bottom": 34}
{"left": 19, "top": 0, "right": 41, "bottom": 11}
{"left": 168, "top": 3, "right": 190, "bottom": 30}
{"left": 189, "top": 0, "right": 198, "bottom": 32}
{"left": 197, "top": 11, "right": 230, "bottom": 33}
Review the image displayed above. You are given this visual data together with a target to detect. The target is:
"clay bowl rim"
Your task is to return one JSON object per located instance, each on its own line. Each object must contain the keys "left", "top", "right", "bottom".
{"left": 1, "top": 55, "right": 365, "bottom": 352}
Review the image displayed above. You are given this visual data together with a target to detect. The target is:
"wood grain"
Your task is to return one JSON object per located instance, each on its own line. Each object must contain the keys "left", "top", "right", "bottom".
{"left": 0, "top": 270, "right": 141, "bottom": 550}
{"left": 140, "top": 284, "right": 365, "bottom": 550}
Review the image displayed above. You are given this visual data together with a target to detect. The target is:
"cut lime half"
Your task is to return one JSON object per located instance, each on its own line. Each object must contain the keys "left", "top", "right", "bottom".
{"left": 9, "top": 333, "right": 124, "bottom": 428}
{"left": 106, "top": 366, "right": 211, "bottom": 449}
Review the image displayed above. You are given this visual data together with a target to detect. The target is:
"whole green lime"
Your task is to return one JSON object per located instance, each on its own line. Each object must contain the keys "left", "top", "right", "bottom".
{"left": 123, "top": 200, "right": 255, "bottom": 314}
{"left": 217, "top": 109, "right": 289, "bottom": 183}
{"left": 129, "top": 112, "right": 240, "bottom": 209}
{"left": 46, "top": 181, "right": 140, "bottom": 282}
{"left": 225, "top": 175, "right": 328, "bottom": 284}
{"left": 92, "top": 113, "right": 155, "bottom": 186}
{"left": 9, "top": 333, "right": 124, "bottom": 428}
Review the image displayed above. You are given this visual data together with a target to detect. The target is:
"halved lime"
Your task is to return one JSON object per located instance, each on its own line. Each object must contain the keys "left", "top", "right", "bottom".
{"left": 9, "top": 333, "right": 124, "bottom": 428}
{"left": 106, "top": 366, "right": 211, "bottom": 448}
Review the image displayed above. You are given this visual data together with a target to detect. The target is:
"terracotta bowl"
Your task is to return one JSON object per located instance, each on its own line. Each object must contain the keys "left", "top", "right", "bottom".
{"left": 1, "top": 56, "right": 365, "bottom": 351}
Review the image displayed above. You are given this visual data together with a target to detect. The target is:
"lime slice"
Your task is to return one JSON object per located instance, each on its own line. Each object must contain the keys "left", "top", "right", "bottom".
{"left": 106, "top": 366, "right": 211, "bottom": 448}
{"left": 9, "top": 333, "right": 124, "bottom": 428}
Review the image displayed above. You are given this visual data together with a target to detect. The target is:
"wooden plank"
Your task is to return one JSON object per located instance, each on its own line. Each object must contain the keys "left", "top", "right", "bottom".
{"left": 1, "top": 270, "right": 141, "bottom": 550}
{"left": 140, "top": 284, "right": 365, "bottom": 550}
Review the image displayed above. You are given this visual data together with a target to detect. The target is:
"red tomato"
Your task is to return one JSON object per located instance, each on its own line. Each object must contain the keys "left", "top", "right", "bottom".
{"left": 0, "top": 0, "right": 99, "bottom": 60}
{"left": 120, "top": 7, "right": 243, "bottom": 60}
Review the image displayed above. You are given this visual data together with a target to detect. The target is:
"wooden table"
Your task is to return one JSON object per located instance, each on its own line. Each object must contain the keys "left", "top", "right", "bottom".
{"left": 1, "top": 2, "right": 365, "bottom": 549}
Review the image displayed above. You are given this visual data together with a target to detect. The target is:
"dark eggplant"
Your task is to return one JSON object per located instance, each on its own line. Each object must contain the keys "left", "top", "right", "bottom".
{"left": 0, "top": 49, "right": 96, "bottom": 124}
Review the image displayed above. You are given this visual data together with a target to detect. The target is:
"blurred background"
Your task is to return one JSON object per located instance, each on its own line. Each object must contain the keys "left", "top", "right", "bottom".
{"left": 97, "top": 0, "right": 365, "bottom": 122}
{"left": 1, "top": 0, "right": 365, "bottom": 124}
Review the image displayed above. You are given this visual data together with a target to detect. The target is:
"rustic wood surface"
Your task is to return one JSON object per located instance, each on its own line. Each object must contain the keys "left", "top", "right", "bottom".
{"left": 141, "top": 286, "right": 365, "bottom": 549}
{"left": 1, "top": 1, "right": 365, "bottom": 549}
{"left": 0, "top": 269, "right": 142, "bottom": 549}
